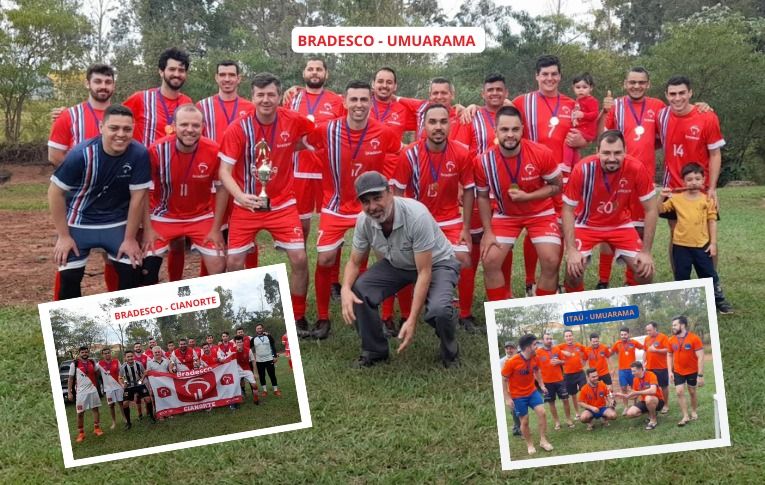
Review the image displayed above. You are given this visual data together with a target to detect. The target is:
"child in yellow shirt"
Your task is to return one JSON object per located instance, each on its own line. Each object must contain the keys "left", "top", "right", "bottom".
{"left": 660, "top": 163, "right": 733, "bottom": 314}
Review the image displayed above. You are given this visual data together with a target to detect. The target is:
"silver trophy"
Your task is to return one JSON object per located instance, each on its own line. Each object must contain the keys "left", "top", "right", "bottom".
{"left": 254, "top": 139, "right": 272, "bottom": 211}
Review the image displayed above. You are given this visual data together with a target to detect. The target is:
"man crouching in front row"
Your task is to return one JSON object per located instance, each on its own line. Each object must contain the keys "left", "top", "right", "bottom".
{"left": 340, "top": 171, "right": 462, "bottom": 368}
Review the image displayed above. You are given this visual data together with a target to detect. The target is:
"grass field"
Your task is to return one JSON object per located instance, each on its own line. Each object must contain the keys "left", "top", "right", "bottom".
{"left": 506, "top": 359, "right": 716, "bottom": 461}
{"left": 1, "top": 185, "right": 764, "bottom": 481}
{"left": 65, "top": 361, "right": 300, "bottom": 460}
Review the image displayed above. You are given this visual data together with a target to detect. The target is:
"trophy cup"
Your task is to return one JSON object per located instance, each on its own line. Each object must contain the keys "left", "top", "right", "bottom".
{"left": 253, "top": 139, "right": 272, "bottom": 211}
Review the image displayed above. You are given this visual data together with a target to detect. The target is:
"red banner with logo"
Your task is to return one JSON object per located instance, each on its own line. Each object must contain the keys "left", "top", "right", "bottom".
{"left": 144, "top": 355, "right": 242, "bottom": 417}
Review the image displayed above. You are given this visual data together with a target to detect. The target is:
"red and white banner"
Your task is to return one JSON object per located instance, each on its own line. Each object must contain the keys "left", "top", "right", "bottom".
{"left": 144, "top": 356, "right": 242, "bottom": 417}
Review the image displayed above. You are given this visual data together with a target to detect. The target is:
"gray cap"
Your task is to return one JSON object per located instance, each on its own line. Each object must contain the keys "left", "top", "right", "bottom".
{"left": 504, "top": 341, "right": 516, "bottom": 348}
{"left": 355, "top": 171, "right": 388, "bottom": 198}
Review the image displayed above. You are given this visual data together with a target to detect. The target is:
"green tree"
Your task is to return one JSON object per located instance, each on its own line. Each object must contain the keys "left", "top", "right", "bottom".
{"left": 0, "top": 0, "right": 90, "bottom": 142}
{"left": 642, "top": 6, "right": 765, "bottom": 183}
{"left": 263, "top": 273, "right": 283, "bottom": 317}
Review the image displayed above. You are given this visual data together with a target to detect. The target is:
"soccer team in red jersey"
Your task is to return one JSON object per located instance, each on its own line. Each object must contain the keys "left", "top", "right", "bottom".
{"left": 48, "top": 50, "right": 734, "bottom": 344}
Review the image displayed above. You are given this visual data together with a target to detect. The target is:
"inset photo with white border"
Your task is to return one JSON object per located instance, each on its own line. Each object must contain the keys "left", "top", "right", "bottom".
{"left": 38, "top": 263, "right": 311, "bottom": 468}
{"left": 485, "top": 279, "right": 730, "bottom": 470}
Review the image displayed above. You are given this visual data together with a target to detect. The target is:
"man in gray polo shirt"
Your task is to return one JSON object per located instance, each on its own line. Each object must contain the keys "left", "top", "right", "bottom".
{"left": 340, "top": 171, "right": 462, "bottom": 368}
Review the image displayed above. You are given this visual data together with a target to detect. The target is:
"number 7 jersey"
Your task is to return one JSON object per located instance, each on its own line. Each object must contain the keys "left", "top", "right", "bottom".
{"left": 563, "top": 154, "right": 655, "bottom": 230}
{"left": 303, "top": 117, "right": 400, "bottom": 215}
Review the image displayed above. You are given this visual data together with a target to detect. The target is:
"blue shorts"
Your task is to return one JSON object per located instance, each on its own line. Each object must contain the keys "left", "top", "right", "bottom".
{"left": 591, "top": 406, "right": 609, "bottom": 419}
{"left": 512, "top": 390, "right": 544, "bottom": 418}
{"left": 619, "top": 369, "right": 633, "bottom": 388}
{"left": 62, "top": 225, "right": 129, "bottom": 270}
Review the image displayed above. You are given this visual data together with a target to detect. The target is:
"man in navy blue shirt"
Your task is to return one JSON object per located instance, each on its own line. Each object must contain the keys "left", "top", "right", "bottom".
{"left": 48, "top": 105, "right": 152, "bottom": 299}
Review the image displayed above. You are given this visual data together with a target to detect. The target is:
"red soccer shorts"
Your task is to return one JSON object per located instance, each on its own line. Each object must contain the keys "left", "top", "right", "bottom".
{"left": 574, "top": 226, "right": 642, "bottom": 261}
{"left": 150, "top": 217, "right": 219, "bottom": 256}
{"left": 294, "top": 177, "right": 323, "bottom": 220}
{"left": 228, "top": 204, "right": 305, "bottom": 254}
{"left": 316, "top": 210, "right": 359, "bottom": 252}
{"left": 439, "top": 220, "right": 469, "bottom": 253}
{"left": 492, "top": 213, "right": 561, "bottom": 246}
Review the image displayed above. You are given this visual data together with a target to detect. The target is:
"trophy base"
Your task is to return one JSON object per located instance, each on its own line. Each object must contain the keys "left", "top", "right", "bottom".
{"left": 254, "top": 198, "right": 271, "bottom": 211}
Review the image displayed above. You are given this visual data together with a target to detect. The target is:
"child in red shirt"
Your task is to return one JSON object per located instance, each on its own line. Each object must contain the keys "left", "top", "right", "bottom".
{"left": 564, "top": 73, "right": 600, "bottom": 171}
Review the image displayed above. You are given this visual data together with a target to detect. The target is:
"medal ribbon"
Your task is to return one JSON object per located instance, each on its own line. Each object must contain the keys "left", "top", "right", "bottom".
{"left": 156, "top": 89, "right": 178, "bottom": 125}
{"left": 425, "top": 141, "right": 447, "bottom": 186}
{"left": 372, "top": 98, "right": 393, "bottom": 122}
{"left": 344, "top": 120, "right": 369, "bottom": 162}
{"left": 499, "top": 149, "right": 522, "bottom": 185}
{"left": 85, "top": 102, "right": 103, "bottom": 127}
{"left": 627, "top": 98, "right": 646, "bottom": 127}
{"left": 601, "top": 164, "right": 625, "bottom": 201}
{"left": 173, "top": 143, "right": 200, "bottom": 187}
{"left": 481, "top": 108, "right": 496, "bottom": 129}
{"left": 255, "top": 113, "right": 278, "bottom": 150}
{"left": 538, "top": 92, "right": 561, "bottom": 119}
{"left": 305, "top": 90, "right": 326, "bottom": 117}
{"left": 217, "top": 96, "right": 239, "bottom": 125}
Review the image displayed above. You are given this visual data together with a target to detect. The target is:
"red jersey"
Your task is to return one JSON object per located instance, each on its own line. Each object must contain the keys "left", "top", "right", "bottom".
{"left": 644, "top": 332, "right": 670, "bottom": 370}
{"left": 633, "top": 371, "right": 664, "bottom": 401}
{"left": 197, "top": 95, "right": 255, "bottom": 142}
{"left": 48, "top": 101, "right": 104, "bottom": 152}
{"left": 200, "top": 352, "right": 218, "bottom": 367}
{"left": 501, "top": 353, "right": 539, "bottom": 399}
{"left": 611, "top": 339, "right": 644, "bottom": 370}
{"left": 217, "top": 341, "right": 236, "bottom": 356}
{"left": 74, "top": 358, "right": 98, "bottom": 388}
{"left": 474, "top": 140, "right": 560, "bottom": 218}
{"left": 668, "top": 332, "right": 703, "bottom": 376}
{"left": 134, "top": 352, "right": 148, "bottom": 368}
{"left": 563, "top": 154, "right": 655, "bottom": 230}
{"left": 513, "top": 91, "right": 577, "bottom": 171}
{"left": 604, "top": 96, "right": 665, "bottom": 178}
{"left": 285, "top": 88, "right": 345, "bottom": 178}
{"left": 556, "top": 342, "right": 587, "bottom": 374}
{"left": 123, "top": 89, "right": 193, "bottom": 147}
{"left": 219, "top": 107, "right": 313, "bottom": 210}
{"left": 149, "top": 135, "right": 220, "bottom": 221}
{"left": 535, "top": 346, "right": 564, "bottom": 383}
{"left": 659, "top": 106, "right": 725, "bottom": 190}
{"left": 578, "top": 381, "right": 609, "bottom": 408}
{"left": 453, "top": 107, "right": 497, "bottom": 156}
{"left": 97, "top": 358, "right": 120, "bottom": 382}
{"left": 171, "top": 347, "right": 196, "bottom": 371}
{"left": 585, "top": 344, "right": 612, "bottom": 377}
{"left": 573, "top": 95, "right": 600, "bottom": 141}
{"left": 304, "top": 117, "right": 400, "bottom": 215}
{"left": 392, "top": 139, "right": 474, "bottom": 223}
{"left": 369, "top": 97, "right": 416, "bottom": 141}
{"left": 281, "top": 334, "right": 290, "bottom": 353}
{"left": 235, "top": 348, "right": 253, "bottom": 372}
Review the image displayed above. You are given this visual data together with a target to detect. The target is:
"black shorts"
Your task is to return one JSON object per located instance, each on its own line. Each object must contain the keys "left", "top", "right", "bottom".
{"left": 564, "top": 371, "right": 586, "bottom": 396}
{"left": 674, "top": 372, "right": 698, "bottom": 387}
{"left": 123, "top": 385, "right": 149, "bottom": 401}
{"left": 543, "top": 381, "right": 569, "bottom": 402}
{"left": 635, "top": 399, "right": 665, "bottom": 414}
{"left": 649, "top": 369, "right": 669, "bottom": 388}
{"left": 598, "top": 373, "right": 613, "bottom": 386}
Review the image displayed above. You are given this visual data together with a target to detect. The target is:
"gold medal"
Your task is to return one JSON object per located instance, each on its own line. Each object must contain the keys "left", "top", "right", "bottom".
{"left": 634, "top": 125, "right": 645, "bottom": 136}
{"left": 549, "top": 116, "right": 560, "bottom": 126}
{"left": 307, "top": 114, "right": 315, "bottom": 122}
{"left": 510, "top": 183, "right": 519, "bottom": 191}
{"left": 165, "top": 125, "right": 174, "bottom": 135}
